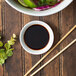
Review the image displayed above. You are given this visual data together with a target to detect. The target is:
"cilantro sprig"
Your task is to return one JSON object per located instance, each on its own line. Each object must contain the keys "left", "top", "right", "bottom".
{"left": 0, "top": 34, "right": 16, "bottom": 65}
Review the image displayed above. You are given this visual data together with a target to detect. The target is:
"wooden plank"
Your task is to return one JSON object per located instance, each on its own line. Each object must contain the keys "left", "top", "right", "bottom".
{"left": 0, "top": 65, "right": 3, "bottom": 76}
{"left": 22, "top": 15, "right": 41, "bottom": 76}
{"left": 0, "top": 0, "right": 2, "bottom": 32}
{"left": 0, "top": 0, "right": 3, "bottom": 76}
{"left": 60, "top": 2, "right": 76, "bottom": 76}
{"left": 40, "top": 14, "right": 60, "bottom": 76}
{"left": 3, "top": 2, "right": 23, "bottom": 76}
{"left": 73, "top": 0, "right": 76, "bottom": 25}
{"left": 0, "top": 1, "right": 75, "bottom": 76}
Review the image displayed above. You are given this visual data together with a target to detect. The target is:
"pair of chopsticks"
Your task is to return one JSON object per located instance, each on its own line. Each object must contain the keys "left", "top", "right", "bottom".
{"left": 30, "top": 39, "right": 76, "bottom": 76}
{"left": 24, "top": 25, "right": 76, "bottom": 76}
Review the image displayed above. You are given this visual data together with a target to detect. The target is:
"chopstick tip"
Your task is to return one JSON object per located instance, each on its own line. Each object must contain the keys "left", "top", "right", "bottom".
{"left": 75, "top": 39, "right": 76, "bottom": 41}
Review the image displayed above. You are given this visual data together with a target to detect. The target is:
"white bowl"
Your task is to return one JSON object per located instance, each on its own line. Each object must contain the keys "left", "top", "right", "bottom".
{"left": 20, "top": 21, "right": 54, "bottom": 55}
{"left": 5, "top": 0, "right": 73, "bottom": 16}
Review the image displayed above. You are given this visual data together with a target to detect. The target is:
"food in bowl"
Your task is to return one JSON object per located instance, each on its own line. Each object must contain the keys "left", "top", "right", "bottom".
{"left": 6, "top": 0, "right": 73, "bottom": 16}
{"left": 16, "top": 0, "right": 63, "bottom": 11}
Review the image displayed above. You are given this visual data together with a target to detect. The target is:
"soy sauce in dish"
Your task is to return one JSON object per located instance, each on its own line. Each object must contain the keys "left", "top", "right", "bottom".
{"left": 24, "top": 24, "right": 49, "bottom": 50}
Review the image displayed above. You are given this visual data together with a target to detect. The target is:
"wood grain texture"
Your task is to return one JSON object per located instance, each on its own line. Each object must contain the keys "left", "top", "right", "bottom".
{"left": 0, "top": 0, "right": 3, "bottom": 76}
{"left": 3, "top": 2, "right": 23, "bottom": 76}
{"left": 0, "top": 65, "right": 3, "bottom": 76}
{"left": 60, "top": 1, "right": 76, "bottom": 76}
{"left": 0, "top": 0, "right": 1, "bottom": 25}
{"left": 73, "top": 0, "right": 76, "bottom": 25}
{"left": 22, "top": 15, "right": 41, "bottom": 76}
{"left": 40, "top": 14, "right": 60, "bottom": 76}
{"left": 0, "top": 0, "right": 76, "bottom": 76}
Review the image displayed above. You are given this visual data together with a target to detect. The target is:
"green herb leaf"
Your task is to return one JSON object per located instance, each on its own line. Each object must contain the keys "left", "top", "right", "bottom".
{"left": 38, "top": 0, "right": 58, "bottom": 6}
{"left": 0, "top": 34, "right": 16, "bottom": 65}
{"left": 0, "top": 36, "right": 2, "bottom": 39}
{"left": 7, "top": 50, "right": 13, "bottom": 57}
{"left": 6, "top": 48, "right": 14, "bottom": 54}
{"left": 0, "top": 41, "right": 3, "bottom": 47}
{"left": 8, "top": 40, "right": 15, "bottom": 45}
{"left": 0, "top": 49, "right": 5, "bottom": 53}
{"left": 0, "top": 58, "right": 5, "bottom": 65}
{"left": 8, "top": 37, "right": 16, "bottom": 46}
{"left": 0, "top": 51, "right": 7, "bottom": 60}
{"left": 4, "top": 43, "right": 11, "bottom": 50}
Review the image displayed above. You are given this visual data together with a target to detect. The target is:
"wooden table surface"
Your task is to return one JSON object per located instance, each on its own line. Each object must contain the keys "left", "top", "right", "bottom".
{"left": 0, "top": 0, "right": 76, "bottom": 76}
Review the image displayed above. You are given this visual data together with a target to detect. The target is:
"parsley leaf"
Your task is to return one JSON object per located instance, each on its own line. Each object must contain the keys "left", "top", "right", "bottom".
{"left": 4, "top": 43, "right": 11, "bottom": 50}
{"left": 6, "top": 48, "right": 14, "bottom": 57}
{"left": 0, "top": 34, "right": 16, "bottom": 65}
{"left": 0, "top": 41, "right": 3, "bottom": 47}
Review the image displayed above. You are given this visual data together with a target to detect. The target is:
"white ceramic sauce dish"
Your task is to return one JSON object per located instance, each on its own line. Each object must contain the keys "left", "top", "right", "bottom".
{"left": 20, "top": 21, "right": 54, "bottom": 55}
{"left": 5, "top": 0, "right": 73, "bottom": 16}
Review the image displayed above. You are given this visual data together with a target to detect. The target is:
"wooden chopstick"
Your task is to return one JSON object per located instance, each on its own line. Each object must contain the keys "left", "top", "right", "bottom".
{"left": 24, "top": 25, "right": 76, "bottom": 76}
{"left": 30, "top": 39, "right": 76, "bottom": 76}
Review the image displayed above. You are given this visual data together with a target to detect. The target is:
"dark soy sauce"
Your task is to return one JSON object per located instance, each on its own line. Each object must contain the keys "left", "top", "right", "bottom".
{"left": 24, "top": 25, "right": 49, "bottom": 50}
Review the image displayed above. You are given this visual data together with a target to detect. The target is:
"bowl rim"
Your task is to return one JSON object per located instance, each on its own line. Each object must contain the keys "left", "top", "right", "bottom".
{"left": 5, "top": 0, "right": 73, "bottom": 16}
